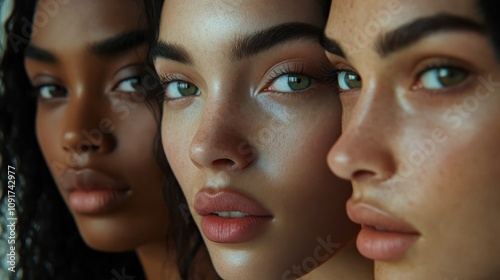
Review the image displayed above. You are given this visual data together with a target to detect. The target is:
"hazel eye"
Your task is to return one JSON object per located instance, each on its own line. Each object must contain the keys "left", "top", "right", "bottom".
{"left": 165, "top": 81, "right": 200, "bottom": 99}
{"left": 337, "top": 71, "right": 362, "bottom": 90}
{"left": 115, "top": 76, "right": 140, "bottom": 92}
{"left": 269, "top": 74, "right": 313, "bottom": 92}
{"left": 37, "top": 84, "right": 67, "bottom": 99}
{"left": 418, "top": 67, "right": 469, "bottom": 89}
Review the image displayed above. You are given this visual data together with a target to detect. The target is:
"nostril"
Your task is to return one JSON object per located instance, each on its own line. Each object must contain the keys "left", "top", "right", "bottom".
{"left": 212, "top": 158, "right": 237, "bottom": 168}
{"left": 63, "top": 143, "right": 100, "bottom": 153}
{"left": 80, "top": 144, "right": 100, "bottom": 153}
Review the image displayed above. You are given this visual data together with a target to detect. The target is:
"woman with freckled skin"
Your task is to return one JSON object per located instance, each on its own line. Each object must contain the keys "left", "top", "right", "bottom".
{"left": 324, "top": 0, "right": 500, "bottom": 279}
{"left": 0, "top": 0, "right": 218, "bottom": 279}
{"left": 145, "top": 0, "right": 373, "bottom": 279}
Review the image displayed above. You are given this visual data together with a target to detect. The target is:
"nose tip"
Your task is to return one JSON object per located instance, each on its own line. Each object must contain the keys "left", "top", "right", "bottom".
{"left": 190, "top": 133, "right": 256, "bottom": 172}
{"left": 62, "top": 127, "right": 117, "bottom": 155}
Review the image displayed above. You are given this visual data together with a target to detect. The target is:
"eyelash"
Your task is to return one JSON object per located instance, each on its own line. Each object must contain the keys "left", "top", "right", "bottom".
{"left": 265, "top": 63, "right": 338, "bottom": 88}
{"left": 157, "top": 73, "right": 189, "bottom": 103}
{"left": 157, "top": 63, "right": 339, "bottom": 102}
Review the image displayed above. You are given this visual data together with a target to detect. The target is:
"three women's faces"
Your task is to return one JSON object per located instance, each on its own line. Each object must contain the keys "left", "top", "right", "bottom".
{"left": 24, "top": 0, "right": 169, "bottom": 251}
{"left": 153, "top": 0, "right": 358, "bottom": 279}
{"left": 325, "top": 0, "right": 500, "bottom": 278}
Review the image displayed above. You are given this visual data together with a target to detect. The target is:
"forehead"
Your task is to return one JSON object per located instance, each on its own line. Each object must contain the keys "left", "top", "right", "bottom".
{"left": 31, "top": 0, "right": 144, "bottom": 47}
{"left": 159, "top": 0, "right": 324, "bottom": 47}
{"left": 326, "top": 0, "right": 481, "bottom": 41}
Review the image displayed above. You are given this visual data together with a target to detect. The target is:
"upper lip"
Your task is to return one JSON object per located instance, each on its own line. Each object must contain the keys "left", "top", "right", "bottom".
{"left": 346, "top": 200, "right": 419, "bottom": 234}
{"left": 194, "top": 188, "right": 273, "bottom": 217}
{"left": 59, "top": 169, "right": 129, "bottom": 193}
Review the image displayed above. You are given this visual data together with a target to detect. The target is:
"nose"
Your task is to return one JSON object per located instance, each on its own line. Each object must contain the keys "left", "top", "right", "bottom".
{"left": 328, "top": 88, "right": 397, "bottom": 183}
{"left": 62, "top": 91, "right": 117, "bottom": 156}
{"left": 189, "top": 98, "right": 256, "bottom": 173}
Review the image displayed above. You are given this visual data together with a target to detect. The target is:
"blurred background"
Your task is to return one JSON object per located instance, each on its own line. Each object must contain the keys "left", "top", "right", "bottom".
{"left": 1, "top": 0, "right": 14, "bottom": 279}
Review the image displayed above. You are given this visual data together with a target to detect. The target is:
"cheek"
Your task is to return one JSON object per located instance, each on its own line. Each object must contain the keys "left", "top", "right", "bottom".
{"left": 161, "top": 112, "right": 194, "bottom": 196}
{"left": 36, "top": 105, "right": 61, "bottom": 166}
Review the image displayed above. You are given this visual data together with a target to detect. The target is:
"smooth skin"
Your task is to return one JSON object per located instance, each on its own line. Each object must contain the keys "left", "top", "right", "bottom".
{"left": 154, "top": 0, "right": 372, "bottom": 279}
{"left": 25, "top": 0, "right": 178, "bottom": 279}
{"left": 326, "top": 0, "right": 500, "bottom": 279}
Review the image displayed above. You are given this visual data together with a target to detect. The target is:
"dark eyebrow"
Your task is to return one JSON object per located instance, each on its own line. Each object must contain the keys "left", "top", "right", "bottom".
{"left": 376, "top": 13, "right": 486, "bottom": 57}
{"left": 231, "top": 22, "right": 323, "bottom": 61}
{"left": 320, "top": 33, "right": 346, "bottom": 58}
{"left": 150, "top": 41, "right": 193, "bottom": 65}
{"left": 25, "top": 45, "right": 57, "bottom": 63}
{"left": 91, "top": 30, "right": 147, "bottom": 56}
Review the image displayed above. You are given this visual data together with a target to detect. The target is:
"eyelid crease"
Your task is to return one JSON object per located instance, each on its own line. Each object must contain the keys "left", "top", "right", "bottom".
{"left": 262, "top": 61, "right": 338, "bottom": 91}
{"left": 112, "top": 75, "right": 141, "bottom": 88}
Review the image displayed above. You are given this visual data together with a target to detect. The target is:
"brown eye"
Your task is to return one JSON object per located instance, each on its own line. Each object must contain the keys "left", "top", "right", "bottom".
{"left": 37, "top": 84, "right": 67, "bottom": 99}
{"left": 338, "top": 71, "right": 362, "bottom": 90}
{"left": 418, "top": 67, "right": 469, "bottom": 89}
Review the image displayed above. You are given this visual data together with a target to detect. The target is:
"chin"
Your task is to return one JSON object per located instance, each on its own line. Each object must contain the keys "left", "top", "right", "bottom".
{"left": 74, "top": 217, "right": 150, "bottom": 252}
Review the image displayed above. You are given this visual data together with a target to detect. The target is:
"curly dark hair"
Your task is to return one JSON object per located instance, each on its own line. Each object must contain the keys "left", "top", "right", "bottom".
{"left": 0, "top": 0, "right": 203, "bottom": 279}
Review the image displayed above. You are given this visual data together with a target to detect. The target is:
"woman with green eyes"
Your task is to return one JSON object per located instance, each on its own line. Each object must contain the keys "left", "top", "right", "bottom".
{"left": 145, "top": 0, "right": 373, "bottom": 279}
{"left": 325, "top": 0, "right": 500, "bottom": 279}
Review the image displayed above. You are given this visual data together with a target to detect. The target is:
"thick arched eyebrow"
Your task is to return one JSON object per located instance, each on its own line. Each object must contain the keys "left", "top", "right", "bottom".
{"left": 150, "top": 41, "right": 193, "bottom": 65}
{"left": 90, "top": 30, "right": 147, "bottom": 56}
{"left": 320, "top": 34, "right": 346, "bottom": 58}
{"left": 230, "top": 22, "right": 323, "bottom": 61}
{"left": 150, "top": 22, "right": 323, "bottom": 64}
{"left": 25, "top": 30, "right": 147, "bottom": 63}
{"left": 376, "top": 13, "right": 486, "bottom": 57}
{"left": 25, "top": 45, "right": 57, "bottom": 63}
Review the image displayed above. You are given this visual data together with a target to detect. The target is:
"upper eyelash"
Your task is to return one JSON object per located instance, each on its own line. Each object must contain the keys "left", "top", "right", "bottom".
{"left": 266, "top": 63, "right": 339, "bottom": 86}
{"left": 156, "top": 63, "right": 344, "bottom": 101}
{"left": 416, "top": 63, "right": 469, "bottom": 78}
{"left": 154, "top": 73, "right": 184, "bottom": 102}
{"left": 32, "top": 84, "right": 66, "bottom": 98}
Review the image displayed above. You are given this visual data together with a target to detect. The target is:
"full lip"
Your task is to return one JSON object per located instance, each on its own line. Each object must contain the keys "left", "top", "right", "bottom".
{"left": 346, "top": 199, "right": 420, "bottom": 261}
{"left": 346, "top": 200, "right": 419, "bottom": 233}
{"left": 59, "top": 169, "right": 130, "bottom": 193}
{"left": 59, "top": 169, "right": 131, "bottom": 214}
{"left": 194, "top": 188, "right": 273, "bottom": 243}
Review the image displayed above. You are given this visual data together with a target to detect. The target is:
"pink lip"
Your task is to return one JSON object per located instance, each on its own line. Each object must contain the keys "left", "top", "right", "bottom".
{"left": 346, "top": 200, "right": 420, "bottom": 261}
{"left": 194, "top": 189, "right": 273, "bottom": 243}
{"left": 59, "top": 169, "right": 130, "bottom": 214}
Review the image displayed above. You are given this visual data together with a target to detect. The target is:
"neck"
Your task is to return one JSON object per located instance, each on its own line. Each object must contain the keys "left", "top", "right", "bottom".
{"left": 300, "top": 241, "right": 374, "bottom": 280}
{"left": 136, "top": 239, "right": 180, "bottom": 280}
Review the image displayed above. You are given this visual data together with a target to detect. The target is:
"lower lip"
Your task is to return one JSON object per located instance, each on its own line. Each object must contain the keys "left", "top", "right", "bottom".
{"left": 67, "top": 189, "right": 129, "bottom": 214}
{"left": 357, "top": 226, "right": 418, "bottom": 261}
{"left": 200, "top": 215, "right": 272, "bottom": 243}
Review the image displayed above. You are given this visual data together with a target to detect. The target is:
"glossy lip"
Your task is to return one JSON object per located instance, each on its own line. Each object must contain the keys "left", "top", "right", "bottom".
{"left": 59, "top": 169, "right": 131, "bottom": 215}
{"left": 346, "top": 200, "right": 420, "bottom": 261}
{"left": 194, "top": 188, "right": 273, "bottom": 243}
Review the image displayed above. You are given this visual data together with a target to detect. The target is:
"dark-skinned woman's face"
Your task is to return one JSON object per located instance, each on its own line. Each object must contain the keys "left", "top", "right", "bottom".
{"left": 25, "top": 0, "right": 169, "bottom": 251}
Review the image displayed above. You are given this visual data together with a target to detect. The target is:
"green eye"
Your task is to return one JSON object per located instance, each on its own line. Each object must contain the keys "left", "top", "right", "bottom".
{"left": 270, "top": 74, "right": 313, "bottom": 92}
{"left": 286, "top": 74, "right": 312, "bottom": 91}
{"left": 338, "top": 71, "right": 362, "bottom": 90}
{"left": 419, "top": 67, "right": 469, "bottom": 89}
{"left": 177, "top": 81, "right": 199, "bottom": 96}
{"left": 165, "top": 81, "right": 200, "bottom": 99}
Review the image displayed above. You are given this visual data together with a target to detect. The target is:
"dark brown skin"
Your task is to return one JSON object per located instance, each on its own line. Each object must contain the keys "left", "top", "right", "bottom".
{"left": 23, "top": 0, "right": 218, "bottom": 279}
{"left": 326, "top": 0, "right": 500, "bottom": 279}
